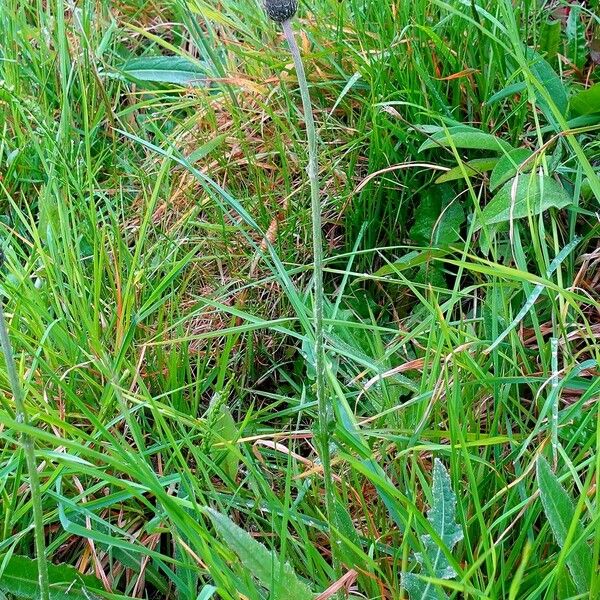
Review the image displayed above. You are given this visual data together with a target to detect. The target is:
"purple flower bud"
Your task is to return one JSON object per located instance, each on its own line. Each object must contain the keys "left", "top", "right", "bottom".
{"left": 264, "top": 0, "right": 298, "bottom": 22}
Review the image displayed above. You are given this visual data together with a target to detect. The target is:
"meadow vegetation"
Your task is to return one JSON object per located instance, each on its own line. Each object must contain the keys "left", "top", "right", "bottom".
{"left": 0, "top": 0, "right": 599, "bottom": 598}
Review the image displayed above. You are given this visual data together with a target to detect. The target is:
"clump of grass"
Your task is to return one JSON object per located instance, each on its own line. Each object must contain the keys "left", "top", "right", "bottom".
{"left": 0, "top": 0, "right": 599, "bottom": 599}
{"left": 0, "top": 251, "right": 49, "bottom": 600}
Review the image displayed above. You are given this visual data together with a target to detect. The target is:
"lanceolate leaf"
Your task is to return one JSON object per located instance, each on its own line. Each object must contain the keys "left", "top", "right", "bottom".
{"left": 536, "top": 457, "right": 592, "bottom": 595}
{"left": 539, "top": 19, "right": 561, "bottom": 62}
{"left": 570, "top": 83, "right": 600, "bottom": 116}
{"left": 401, "top": 460, "right": 464, "bottom": 600}
{"left": 435, "top": 158, "right": 499, "bottom": 184}
{"left": 203, "top": 508, "right": 313, "bottom": 600}
{"left": 120, "top": 56, "right": 208, "bottom": 87}
{"left": 0, "top": 555, "right": 102, "bottom": 600}
{"left": 475, "top": 174, "right": 572, "bottom": 230}
{"left": 419, "top": 127, "right": 513, "bottom": 153}
{"left": 207, "top": 394, "right": 240, "bottom": 482}
{"left": 527, "top": 48, "right": 568, "bottom": 117}
{"left": 566, "top": 7, "right": 588, "bottom": 71}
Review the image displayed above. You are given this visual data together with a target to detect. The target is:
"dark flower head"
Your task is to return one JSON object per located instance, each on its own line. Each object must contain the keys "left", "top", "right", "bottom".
{"left": 264, "top": 0, "right": 298, "bottom": 23}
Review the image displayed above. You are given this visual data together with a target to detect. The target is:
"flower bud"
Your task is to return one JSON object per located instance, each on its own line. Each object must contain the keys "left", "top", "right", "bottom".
{"left": 264, "top": 0, "right": 298, "bottom": 23}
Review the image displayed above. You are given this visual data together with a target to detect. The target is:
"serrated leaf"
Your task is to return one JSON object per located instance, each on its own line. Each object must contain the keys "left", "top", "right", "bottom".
{"left": 416, "top": 460, "right": 464, "bottom": 576}
{"left": 536, "top": 457, "right": 592, "bottom": 594}
{"left": 410, "top": 196, "right": 464, "bottom": 246}
{"left": 489, "top": 148, "right": 534, "bottom": 192}
{"left": 401, "top": 460, "right": 463, "bottom": 600}
{"left": 402, "top": 573, "right": 447, "bottom": 600}
{"left": 120, "top": 56, "right": 208, "bottom": 87}
{"left": 419, "top": 126, "right": 513, "bottom": 153}
{"left": 203, "top": 508, "right": 313, "bottom": 600}
{"left": 475, "top": 174, "right": 571, "bottom": 230}
{"left": 435, "top": 158, "right": 499, "bottom": 183}
{"left": 570, "top": 83, "right": 600, "bottom": 116}
{"left": 0, "top": 555, "right": 102, "bottom": 599}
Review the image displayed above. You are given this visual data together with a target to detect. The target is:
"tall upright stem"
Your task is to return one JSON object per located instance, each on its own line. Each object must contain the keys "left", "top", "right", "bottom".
{"left": 0, "top": 298, "right": 50, "bottom": 600}
{"left": 281, "top": 19, "right": 339, "bottom": 573}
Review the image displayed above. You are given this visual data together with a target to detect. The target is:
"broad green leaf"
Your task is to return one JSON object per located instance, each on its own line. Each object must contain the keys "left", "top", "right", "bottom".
{"left": 419, "top": 126, "right": 513, "bottom": 153}
{"left": 410, "top": 196, "right": 464, "bottom": 246}
{"left": 435, "top": 158, "right": 499, "bottom": 183}
{"left": 415, "top": 263, "right": 447, "bottom": 289}
{"left": 489, "top": 148, "right": 534, "bottom": 191}
{"left": 527, "top": 48, "right": 568, "bottom": 116}
{"left": 570, "top": 83, "right": 600, "bottom": 116}
{"left": 401, "top": 460, "right": 463, "bottom": 599}
{"left": 475, "top": 175, "right": 571, "bottom": 230}
{"left": 0, "top": 555, "right": 102, "bottom": 599}
{"left": 203, "top": 508, "right": 313, "bottom": 600}
{"left": 433, "top": 202, "right": 464, "bottom": 245}
{"left": 333, "top": 498, "right": 364, "bottom": 567}
{"left": 539, "top": 19, "right": 561, "bottom": 62}
{"left": 536, "top": 457, "right": 592, "bottom": 594}
{"left": 120, "top": 56, "right": 208, "bottom": 87}
{"left": 402, "top": 573, "right": 447, "bottom": 600}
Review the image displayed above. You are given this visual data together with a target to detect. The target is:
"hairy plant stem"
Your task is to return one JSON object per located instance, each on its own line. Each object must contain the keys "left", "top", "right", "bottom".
{"left": 0, "top": 299, "right": 50, "bottom": 600}
{"left": 281, "top": 19, "right": 340, "bottom": 574}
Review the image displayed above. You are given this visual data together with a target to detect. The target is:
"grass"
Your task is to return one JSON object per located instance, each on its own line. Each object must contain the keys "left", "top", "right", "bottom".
{"left": 0, "top": 0, "right": 599, "bottom": 599}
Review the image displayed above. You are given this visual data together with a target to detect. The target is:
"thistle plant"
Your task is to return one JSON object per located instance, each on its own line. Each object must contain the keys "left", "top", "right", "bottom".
{"left": 0, "top": 251, "right": 50, "bottom": 600}
{"left": 264, "top": 0, "right": 339, "bottom": 571}
{"left": 264, "top": 0, "right": 298, "bottom": 22}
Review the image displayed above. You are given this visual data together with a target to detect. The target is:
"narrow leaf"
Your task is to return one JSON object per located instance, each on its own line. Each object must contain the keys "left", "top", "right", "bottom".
{"left": 536, "top": 457, "right": 592, "bottom": 594}
{"left": 487, "top": 81, "right": 527, "bottom": 106}
{"left": 527, "top": 48, "right": 568, "bottom": 116}
{"left": 539, "top": 19, "right": 561, "bottom": 62}
{"left": 566, "top": 7, "right": 588, "bottom": 71}
{"left": 188, "top": 134, "right": 227, "bottom": 163}
{"left": 212, "top": 404, "right": 240, "bottom": 481}
{"left": 120, "top": 56, "right": 208, "bottom": 87}
{"left": 419, "top": 127, "right": 513, "bottom": 153}
{"left": 435, "top": 158, "right": 499, "bottom": 183}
